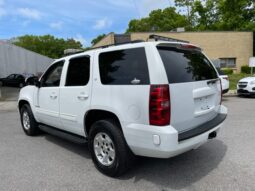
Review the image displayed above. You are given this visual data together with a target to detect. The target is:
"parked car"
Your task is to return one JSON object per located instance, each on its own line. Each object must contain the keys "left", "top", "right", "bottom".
{"left": 18, "top": 40, "right": 227, "bottom": 177}
{"left": 216, "top": 68, "right": 229, "bottom": 94}
{"left": 0, "top": 74, "right": 26, "bottom": 88}
{"left": 237, "top": 76, "right": 255, "bottom": 96}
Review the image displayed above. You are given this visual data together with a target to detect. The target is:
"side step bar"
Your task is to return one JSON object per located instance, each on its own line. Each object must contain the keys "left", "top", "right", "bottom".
{"left": 39, "top": 124, "right": 87, "bottom": 145}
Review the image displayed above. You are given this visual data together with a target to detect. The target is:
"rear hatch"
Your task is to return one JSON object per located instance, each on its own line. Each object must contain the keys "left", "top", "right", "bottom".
{"left": 157, "top": 43, "right": 221, "bottom": 134}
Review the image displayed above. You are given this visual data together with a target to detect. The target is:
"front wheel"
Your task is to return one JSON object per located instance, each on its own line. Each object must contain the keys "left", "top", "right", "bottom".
{"left": 88, "top": 119, "right": 135, "bottom": 177}
{"left": 20, "top": 104, "right": 40, "bottom": 136}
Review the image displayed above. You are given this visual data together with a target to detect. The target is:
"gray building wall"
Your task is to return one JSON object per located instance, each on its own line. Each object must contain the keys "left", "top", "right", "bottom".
{"left": 0, "top": 42, "right": 53, "bottom": 78}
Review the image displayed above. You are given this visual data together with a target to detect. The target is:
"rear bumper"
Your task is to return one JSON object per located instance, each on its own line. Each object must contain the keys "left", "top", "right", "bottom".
{"left": 123, "top": 105, "right": 227, "bottom": 158}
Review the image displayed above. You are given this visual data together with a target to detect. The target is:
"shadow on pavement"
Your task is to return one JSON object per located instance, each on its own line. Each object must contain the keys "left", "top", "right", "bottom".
{"left": 43, "top": 131, "right": 226, "bottom": 190}
{"left": 121, "top": 139, "right": 227, "bottom": 190}
{"left": 44, "top": 134, "right": 91, "bottom": 159}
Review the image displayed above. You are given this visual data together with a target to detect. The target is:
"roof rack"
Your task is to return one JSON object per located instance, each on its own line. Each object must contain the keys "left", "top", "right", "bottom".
{"left": 89, "top": 40, "right": 145, "bottom": 51}
{"left": 148, "top": 34, "right": 189, "bottom": 43}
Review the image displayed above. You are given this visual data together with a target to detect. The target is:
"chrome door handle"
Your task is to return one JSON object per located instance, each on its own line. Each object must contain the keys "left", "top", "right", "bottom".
{"left": 50, "top": 95, "right": 57, "bottom": 99}
{"left": 77, "top": 95, "right": 89, "bottom": 100}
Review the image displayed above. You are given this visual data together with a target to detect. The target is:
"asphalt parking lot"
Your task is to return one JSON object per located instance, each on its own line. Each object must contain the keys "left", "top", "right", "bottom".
{"left": 0, "top": 97, "right": 255, "bottom": 191}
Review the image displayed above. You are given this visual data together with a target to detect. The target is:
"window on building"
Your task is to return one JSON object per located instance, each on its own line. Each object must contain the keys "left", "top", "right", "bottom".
{"left": 66, "top": 56, "right": 90, "bottom": 86}
{"left": 99, "top": 48, "right": 150, "bottom": 85}
{"left": 220, "top": 58, "right": 236, "bottom": 68}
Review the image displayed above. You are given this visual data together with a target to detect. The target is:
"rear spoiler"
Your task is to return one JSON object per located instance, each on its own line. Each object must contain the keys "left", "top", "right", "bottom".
{"left": 157, "top": 43, "right": 202, "bottom": 52}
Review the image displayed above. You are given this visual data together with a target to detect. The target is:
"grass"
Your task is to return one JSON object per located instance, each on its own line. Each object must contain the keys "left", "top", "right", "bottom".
{"left": 228, "top": 73, "right": 251, "bottom": 90}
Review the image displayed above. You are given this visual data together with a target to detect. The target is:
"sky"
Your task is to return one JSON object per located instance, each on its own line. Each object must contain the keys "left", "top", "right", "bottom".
{"left": 0, "top": 0, "right": 174, "bottom": 46}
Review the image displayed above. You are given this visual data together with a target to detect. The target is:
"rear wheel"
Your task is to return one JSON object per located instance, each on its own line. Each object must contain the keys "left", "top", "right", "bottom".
{"left": 20, "top": 104, "right": 40, "bottom": 136}
{"left": 88, "top": 119, "right": 135, "bottom": 177}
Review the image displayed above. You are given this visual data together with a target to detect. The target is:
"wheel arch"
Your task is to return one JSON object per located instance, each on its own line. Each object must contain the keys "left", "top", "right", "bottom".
{"left": 18, "top": 99, "right": 30, "bottom": 111}
{"left": 84, "top": 109, "right": 123, "bottom": 136}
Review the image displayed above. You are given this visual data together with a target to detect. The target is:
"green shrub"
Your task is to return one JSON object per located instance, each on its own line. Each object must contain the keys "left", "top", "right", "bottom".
{"left": 241, "top": 65, "right": 251, "bottom": 74}
{"left": 221, "top": 68, "right": 233, "bottom": 75}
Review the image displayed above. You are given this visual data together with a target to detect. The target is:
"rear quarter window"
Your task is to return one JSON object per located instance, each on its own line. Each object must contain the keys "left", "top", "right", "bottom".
{"left": 99, "top": 47, "right": 150, "bottom": 85}
{"left": 157, "top": 46, "right": 218, "bottom": 84}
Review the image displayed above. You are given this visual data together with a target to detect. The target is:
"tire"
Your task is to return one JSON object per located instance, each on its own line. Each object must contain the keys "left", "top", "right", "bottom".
{"left": 20, "top": 104, "right": 40, "bottom": 136}
{"left": 88, "top": 119, "right": 135, "bottom": 177}
{"left": 19, "top": 82, "right": 24, "bottom": 88}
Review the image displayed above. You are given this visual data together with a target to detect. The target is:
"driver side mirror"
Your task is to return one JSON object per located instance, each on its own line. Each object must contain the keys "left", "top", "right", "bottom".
{"left": 25, "top": 76, "right": 41, "bottom": 88}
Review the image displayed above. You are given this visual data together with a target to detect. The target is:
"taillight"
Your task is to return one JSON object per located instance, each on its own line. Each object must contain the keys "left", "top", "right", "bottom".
{"left": 223, "top": 77, "right": 229, "bottom": 81}
{"left": 149, "top": 85, "right": 170, "bottom": 126}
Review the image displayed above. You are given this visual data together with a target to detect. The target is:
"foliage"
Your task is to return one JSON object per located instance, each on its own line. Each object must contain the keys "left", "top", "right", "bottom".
{"left": 217, "top": 0, "right": 255, "bottom": 31}
{"left": 91, "top": 34, "right": 106, "bottom": 46}
{"left": 126, "top": 0, "right": 255, "bottom": 32}
{"left": 229, "top": 73, "right": 251, "bottom": 90}
{"left": 221, "top": 68, "right": 233, "bottom": 75}
{"left": 14, "top": 35, "right": 83, "bottom": 59}
{"left": 241, "top": 65, "right": 252, "bottom": 74}
{"left": 126, "top": 7, "right": 188, "bottom": 32}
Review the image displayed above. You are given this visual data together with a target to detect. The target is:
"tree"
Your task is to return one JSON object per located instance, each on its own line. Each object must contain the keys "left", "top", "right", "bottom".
{"left": 175, "top": 0, "right": 195, "bottom": 27}
{"left": 126, "top": 7, "right": 188, "bottom": 32}
{"left": 14, "top": 35, "right": 83, "bottom": 58}
{"left": 192, "top": 0, "right": 219, "bottom": 30}
{"left": 217, "top": 0, "right": 255, "bottom": 30}
{"left": 91, "top": 34, "right": 106, "bottom": 46}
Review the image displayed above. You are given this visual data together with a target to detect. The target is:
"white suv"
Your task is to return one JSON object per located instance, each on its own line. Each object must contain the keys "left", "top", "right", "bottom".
{"left": 18, "top": 40, "right": 227, "bottom": 177}
{"left": 237, "top": 76, "right": 255, "bottom": 96}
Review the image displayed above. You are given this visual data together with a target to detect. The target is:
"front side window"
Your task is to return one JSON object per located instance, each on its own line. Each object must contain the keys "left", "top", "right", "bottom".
{"left": 41, "top": 61, "right": 64, "bottom": 87}
{"left": 99, "top": 47, "right": 150, "bottom": 85}
{"left": 65, "top": 56, "right": 90, "bottom": 86}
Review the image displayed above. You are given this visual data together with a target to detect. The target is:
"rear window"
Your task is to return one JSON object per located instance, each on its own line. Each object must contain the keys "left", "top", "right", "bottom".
{"left": 99, "top": 48, "right": 150, "bottom": 85}
{"left": 157, "top": 46, "right": 218, "bottom": 84}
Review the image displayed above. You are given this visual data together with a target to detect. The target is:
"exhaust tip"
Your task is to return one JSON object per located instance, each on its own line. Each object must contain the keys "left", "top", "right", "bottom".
{"left": 208, "top": 131, "right": 217, "bottom": 139}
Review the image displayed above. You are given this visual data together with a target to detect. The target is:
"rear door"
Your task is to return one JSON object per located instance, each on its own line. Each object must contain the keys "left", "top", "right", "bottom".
{"left": 157, "top": 44, "right": 221, "bottom": 133}
{"left": 59, "top": 55, "right": 92, "bottom": 136}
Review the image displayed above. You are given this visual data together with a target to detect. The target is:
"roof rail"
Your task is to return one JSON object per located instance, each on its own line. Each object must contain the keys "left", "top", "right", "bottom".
{"left": 89, "top": 40, "right": 145, "bottom": 51}
{"left": 148, "top": 34, "right": 189, "bottom": 43}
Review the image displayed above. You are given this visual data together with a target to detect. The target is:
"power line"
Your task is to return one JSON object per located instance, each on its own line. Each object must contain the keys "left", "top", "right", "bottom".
{"left": 129, "top": 0, "right": 141, "bottom": 18}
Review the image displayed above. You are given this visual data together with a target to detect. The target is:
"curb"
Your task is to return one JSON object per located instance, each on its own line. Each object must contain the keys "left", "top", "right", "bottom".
{"left": 223, "top": 90, "right": 237, "bottom": 97}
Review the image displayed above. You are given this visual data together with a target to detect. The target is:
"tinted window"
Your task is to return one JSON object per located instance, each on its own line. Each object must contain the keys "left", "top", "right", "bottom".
{"left": 7, "top": 74, "right": 15, "bottom": 79}
{"left": 66, "top": 56, "right": 90, "bottom": 86}
{"left": 42, "top": 61, "right": 64, "bottom": 87}
{"left": 99, "top": 48, "right": 149, "bottom": 85}
{"left": 157, "top": 46, "right": 218, "bottom": 84}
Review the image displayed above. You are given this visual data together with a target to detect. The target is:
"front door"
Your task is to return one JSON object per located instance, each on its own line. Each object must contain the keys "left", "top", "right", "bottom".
{"left": 36, "top": 61, "right": 64, "bottom": 128}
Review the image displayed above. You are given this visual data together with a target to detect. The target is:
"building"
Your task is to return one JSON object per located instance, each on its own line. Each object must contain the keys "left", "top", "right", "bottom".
{"left": 93, "top": 31, "right": 255, "bottom": 73}
{"left": 0, "top": 41, "right": 53, "bottom": 78}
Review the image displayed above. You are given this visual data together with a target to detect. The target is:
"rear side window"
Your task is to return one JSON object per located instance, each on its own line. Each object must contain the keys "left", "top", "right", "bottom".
{"left": 66, "top": 56, "right": 90, "bottom": 86}
{"left": 157, "top": 46, "right": 218, "bottom": 84}
{"left": 99, "top": 48, "right": 149, "bottom": 85}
